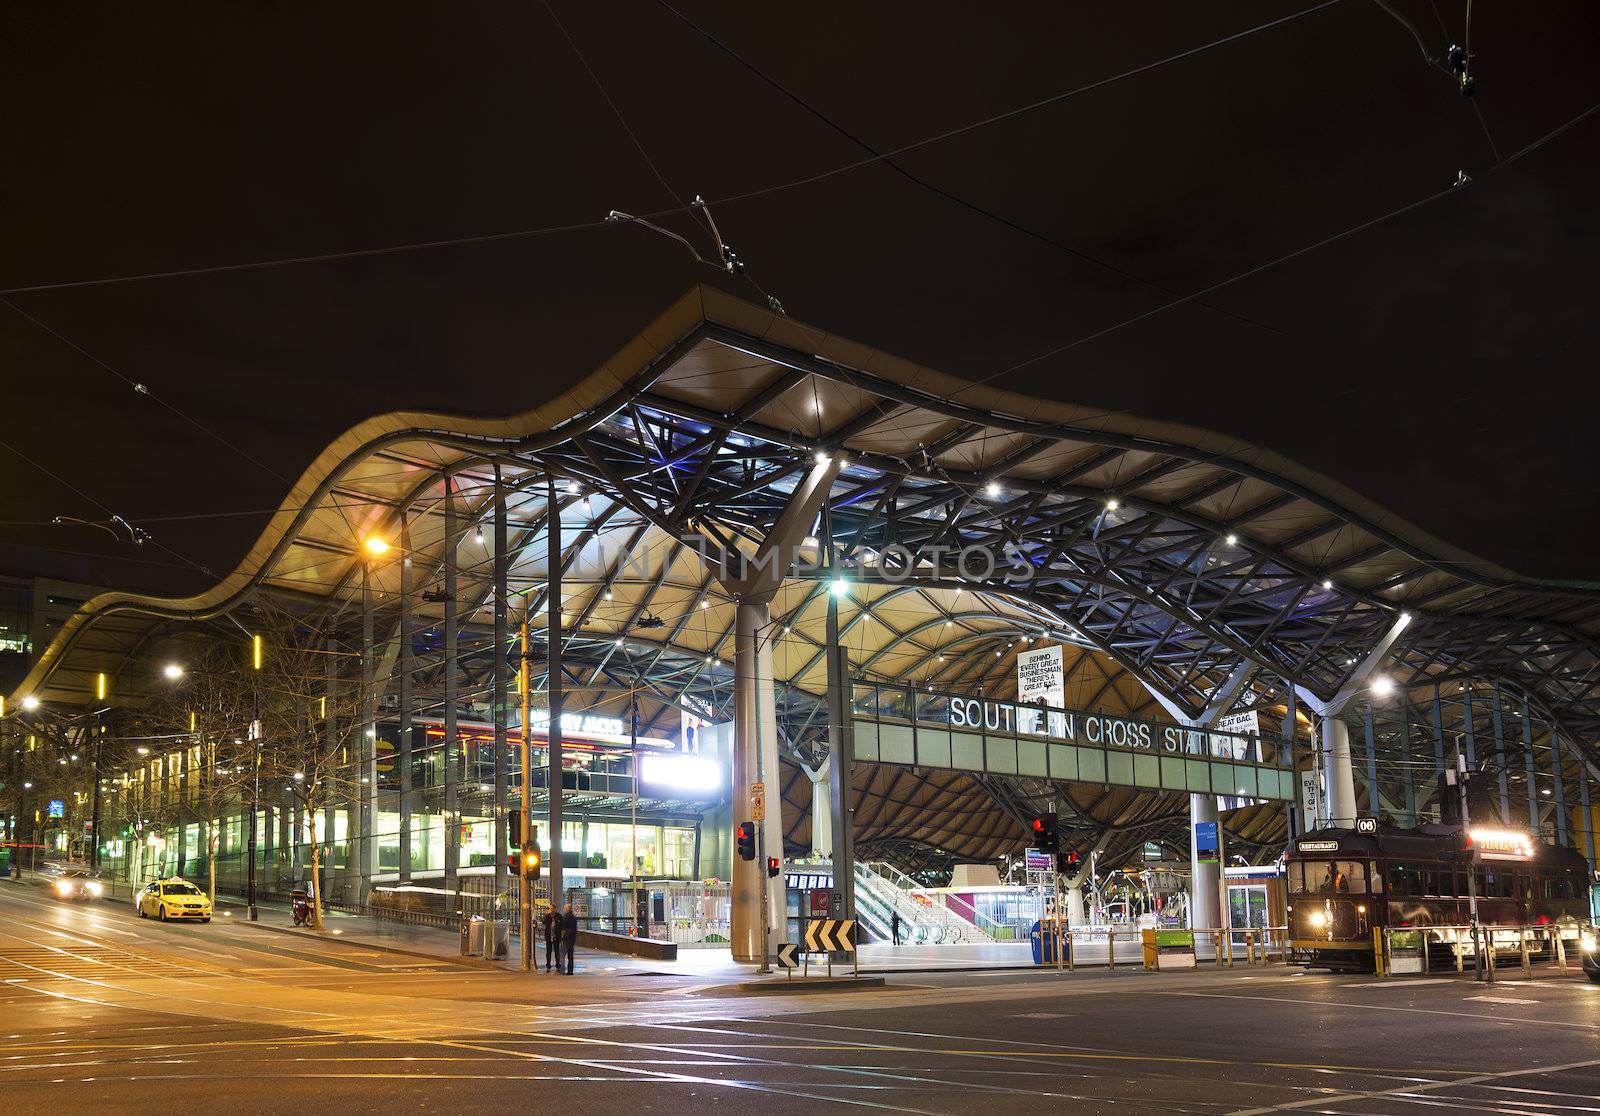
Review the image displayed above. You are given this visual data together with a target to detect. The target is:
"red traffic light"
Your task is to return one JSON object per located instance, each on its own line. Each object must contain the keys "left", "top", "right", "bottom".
{"left": 1031, "top": 817, "right": 1046, "bottom": 833}
{"left": 736, "top": 821, "right": 757, "bottom": 861}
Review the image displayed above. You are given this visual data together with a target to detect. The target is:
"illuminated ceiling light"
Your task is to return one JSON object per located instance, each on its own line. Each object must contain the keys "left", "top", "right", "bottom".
{"left": 700, "top": 599, "right": 710, "bottom": 610}
{"left": 163, "top": 663, "right": 184, "bottom": 681}
{"left": 705, "top": 655, "right": 713, "bottom": 665}
{"left": 1370, "top": 675, "right": 1395, "bottom": 697}
{"left": 614, "top": 638, "right": 623, "bottom": 647}
{"left": 1399, "top": 610, "right": 1412, "bottom": 622}
{"left": 945, "top": 619, "right": 953, "bottom": 627}
{"left": 604, "top": 589, "right": 613, "bottom": 600}
{"left": 1322, "top": 579, "right": 1333, "bottom": 590}
{"left": 20, "top": 695, "right": 40, "bottom": 711}
{"left": 136, "top": 746, "right": 149, "bottom": 756}
{"left": 814, "top": 451, "right": 831, "bottom": 467}
{"left": 995, "top": 649, "right": 1002, "bottom": 657}
{"left": 937, "top": 655, "right": 945, "bottom": 662}
{"left": 830, "top": 578, "right": 848, "bottom": 596}
{"left": 292, "top": 772, "right": 305, "bottom": 781}
{"left": 363, "top": 536, "right": 391, "bottom": 556}
{"left": 475, "top": 527, "right": 485, "bottom": 545}
{"left": 1542, "top": 787, "right": 1552, "bottom": 796}
{"left": 1225, "top": 533, "right": 1238, "bottom": 546}
{"left": 96, "top": 672, "right": 107, "bottom": 701}
{"left": 783, "top": 625, "right": 792, "bottom": 634}
{"left": 985, "top": 481, "right": 1001, "bottom": 498}
{"left": 1105, "top": 498, "right": 1119, "bottom": 511}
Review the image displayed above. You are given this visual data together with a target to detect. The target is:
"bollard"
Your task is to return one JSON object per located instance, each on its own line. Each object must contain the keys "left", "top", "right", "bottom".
{"left": 1067, "top": 928, "right": 1075, "bottom": 971}
{"left": 1556, "top": 930, "right": 1567, "bottom": 972}
{"left": 1520, "top": 928, "right": 1531, "bottom": 978}
{"left": 1222, "top": 929, "right": 1233, "bottom": 967}
{"left": 1108, "top": 929, "right": 1116, "bottom": 970}
{"left": 1453, "top": 932, "right": 1463, "bottom": 973}
{"left": 1373, "top": 926, "right": 1387, "bottom": 978}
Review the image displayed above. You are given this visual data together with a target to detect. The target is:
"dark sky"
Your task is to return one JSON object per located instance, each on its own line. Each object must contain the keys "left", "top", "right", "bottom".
{"left": 2, "top": 1, "right": 1596, "bottom": 596}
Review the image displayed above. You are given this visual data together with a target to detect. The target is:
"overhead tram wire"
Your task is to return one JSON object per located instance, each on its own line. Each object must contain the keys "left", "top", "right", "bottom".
{"left": 654, "top": 0, "right": 1294, "bottom": 340}
{"left": 0, "top": 0, "right": 1347, "bottom": 299}
{"left": 946, "top": 96, "right": 1600, "bottom": 400}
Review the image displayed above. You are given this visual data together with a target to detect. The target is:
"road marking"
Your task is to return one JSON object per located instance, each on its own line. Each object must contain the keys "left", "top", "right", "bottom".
{"left": 1228, "top": 1055, "right": 1600, "bottom": 1114}
{"left": 1465, "top": 995, "right": 1538, "bottom": 1004}
{"left": 1168, "top": 990, "right": 1597, "bottom": 1031}
{"left": 1343, "top": 978, "right": 1454, "bottom": 988}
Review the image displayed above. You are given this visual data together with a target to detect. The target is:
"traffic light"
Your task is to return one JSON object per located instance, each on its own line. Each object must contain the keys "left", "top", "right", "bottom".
{"left": 1030, "top": 812, "right": 1059, "bottom": 854}
{"left": 736, "top": 821, "right": 756, "bottom": 861}
{"left": 525, "top": 842, "right": 542, "bottom": 876}
{"left": 509, "top": 847, "right": 522, "bottom": 874}
{"left": 766, "top": 855, "right": 780, "bottom": 879}
{"left": 509, "top": 811, "right": 523, "bottom": 849}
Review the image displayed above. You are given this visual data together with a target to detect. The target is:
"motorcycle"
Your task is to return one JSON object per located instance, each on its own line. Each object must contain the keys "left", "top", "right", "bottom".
{"left": 291, "top": 889, "right": 312, "bottom": 927}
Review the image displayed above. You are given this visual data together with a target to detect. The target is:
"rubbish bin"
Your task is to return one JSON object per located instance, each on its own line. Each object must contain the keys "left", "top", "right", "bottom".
{"left": 463, "top": 915, "right": 486, "bottom": 957}
{"left": 1030, "top": 919, "right": 1067, "bottom": 965}
{"left": 488, "top": 919, "right": 511, "bottom": 960}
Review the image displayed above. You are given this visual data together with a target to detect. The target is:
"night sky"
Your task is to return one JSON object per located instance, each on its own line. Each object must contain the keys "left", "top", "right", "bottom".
{"left": 3, "top": 1, "right": 1596, "bottom": 597}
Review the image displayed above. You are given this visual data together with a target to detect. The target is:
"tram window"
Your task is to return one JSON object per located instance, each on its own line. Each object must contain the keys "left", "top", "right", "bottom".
{"left": 1307, "top": 860, "right": 1366, "bottom": 894}
{"left": 1368, "top": 862, "right": 1383, "bottom": 893}
{"left": 1287, "top": 862, "right": 1305, "bottom": 893}
{"left": 1389, "top": 865, "right": 1419, "bottom": 895}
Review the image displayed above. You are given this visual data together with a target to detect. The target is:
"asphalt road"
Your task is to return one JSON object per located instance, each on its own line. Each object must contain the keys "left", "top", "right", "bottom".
{"left": 5, "top": 882, "right": 1600, "bottom": 1114}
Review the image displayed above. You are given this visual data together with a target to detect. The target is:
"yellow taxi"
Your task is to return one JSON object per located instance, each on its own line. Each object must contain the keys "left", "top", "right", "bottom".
{"left": 135, "top": 879, "right": 213, "bottom": 923}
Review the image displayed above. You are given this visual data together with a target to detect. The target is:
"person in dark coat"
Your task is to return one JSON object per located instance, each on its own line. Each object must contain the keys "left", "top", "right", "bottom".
{"left": 560, "top": 903, "right": 578, "bottom": 974}
{"left": 891, "top": 910, "right": 901, "bottom": 946}
{"left": 541, "top": 908, "right": 558, "bottom": 972}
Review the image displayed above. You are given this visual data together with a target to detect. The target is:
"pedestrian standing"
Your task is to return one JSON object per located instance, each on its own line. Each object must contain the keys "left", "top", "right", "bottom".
{"left": 560, "top": 902, "right": 578, "bottom": 974}
{"left": 541, "top": 908, "right": 558, "bottom": 972}
{"left": 891, "top": 909, "right": 901, "bottom": 946}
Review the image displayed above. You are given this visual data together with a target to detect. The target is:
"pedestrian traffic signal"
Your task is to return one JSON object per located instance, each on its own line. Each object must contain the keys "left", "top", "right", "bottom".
{"left": 509, "top": 811, "right": 523, "bottom": 849}
{"left": 508, "top": 848, "right": 522, "bottom": 874}
{"left": 766, "top": 856, "right": 780, "bottom": 879}
{"left": 737, "top": 821, "right": 756, "bottom": 861}
{"left": 1030, "top": 812, "right": 1059, "bottom": 854}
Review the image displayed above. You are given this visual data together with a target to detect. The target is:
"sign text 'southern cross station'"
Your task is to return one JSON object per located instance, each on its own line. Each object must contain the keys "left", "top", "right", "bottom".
{"left": 851, "top": 680, "right": 1295, "bottom": 802}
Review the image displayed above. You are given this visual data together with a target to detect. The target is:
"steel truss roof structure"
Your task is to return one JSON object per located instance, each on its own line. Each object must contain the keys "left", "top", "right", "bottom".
{"left": 11, "top": 287, "right": 1600, "bottom": 871}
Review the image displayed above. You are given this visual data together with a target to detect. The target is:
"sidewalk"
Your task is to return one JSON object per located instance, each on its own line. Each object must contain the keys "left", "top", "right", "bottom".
{"left": 234, "top": 908, "right": 1043, "bottom": 978}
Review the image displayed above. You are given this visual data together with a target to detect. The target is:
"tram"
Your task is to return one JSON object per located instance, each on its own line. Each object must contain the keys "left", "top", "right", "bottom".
{"left": 1285, "top": 823, "right": 1591, "bottom": 970}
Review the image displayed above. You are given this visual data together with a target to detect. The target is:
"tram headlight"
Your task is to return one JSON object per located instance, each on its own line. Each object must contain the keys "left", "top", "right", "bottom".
{"left": 53, "top": 879, "right": 72, "bottom": 896}
{"left": 1581, "top": 934, "right": 1596, "bottom": 953}
{"left": 1308, "top": 910, "right": 1328, "bottom": 929}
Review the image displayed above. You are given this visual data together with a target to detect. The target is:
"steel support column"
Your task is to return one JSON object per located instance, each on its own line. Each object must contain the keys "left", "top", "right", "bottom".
{"left": 398, "top": 512, "right": 413, "bottom": 884}
{"left": 1491, "top": 684, "right": 1510, "bottom": 825}
{"left": 546, "top": 476, "right": 565, "bottom": 915}
{"left": 731, "top": 599, "right": 782, "bottom": 963}
{"left": 1522, "top": 695, "right": 1538, "bottom": 830}
{"left": 360, "top": 560, "right": 377, "bottom": 897}
{"left": 443, "top": 476, "right": 460, "bottom": 906}
{"left": 805, "top": 760, "right": 832, "bottom": 857}
{"left": 1189, "top": 791, "right": 1221, "bottom": 933}
{"left": 1363, "top": 703, "right": 1379, "bottom": 818}
{"left": 1321, "top": 717, "right": 1357, "bottom": 827}
{"left": 825, "top": 518, "right": 856, "bottom": 936}
{"left": 492, "top": 466, "right": 509, "bottom": 907}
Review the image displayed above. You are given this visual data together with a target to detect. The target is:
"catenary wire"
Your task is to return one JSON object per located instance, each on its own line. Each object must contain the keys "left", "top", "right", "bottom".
{"left": 0, "top": 0, "right": 1345, "bottom": 298}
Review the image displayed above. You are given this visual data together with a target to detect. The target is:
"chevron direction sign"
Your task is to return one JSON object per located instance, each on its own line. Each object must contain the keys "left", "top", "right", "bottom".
{"left": 776, "top": 943, "right": 800, "bottom": 969}
{"left": 804, "top": 918, "right": 857, "bottom": 953}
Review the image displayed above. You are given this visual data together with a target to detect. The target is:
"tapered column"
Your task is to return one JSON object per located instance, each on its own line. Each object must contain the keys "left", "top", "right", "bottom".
{"left": 807, "top": 761, "right": 832, "bottom": 857}
{"left": 731, "top": 599, "right": 783, "bottom": 962}
{"left": 1321, "top": 716, "right": 1357, "bottom": 827}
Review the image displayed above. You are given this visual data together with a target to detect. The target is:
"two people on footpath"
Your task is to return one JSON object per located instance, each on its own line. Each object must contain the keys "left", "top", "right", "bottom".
{"left": 540, "top": 904, "right": 580, "bottom": 974}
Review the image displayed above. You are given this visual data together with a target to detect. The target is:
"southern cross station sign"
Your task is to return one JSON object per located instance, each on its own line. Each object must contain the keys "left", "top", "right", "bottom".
{"left": 851, "top": 680, "right": 1294, "bottom": 802}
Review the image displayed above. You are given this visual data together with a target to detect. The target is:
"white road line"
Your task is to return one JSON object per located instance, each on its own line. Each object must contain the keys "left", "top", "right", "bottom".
{"left": 1228, "top": 1056, "right": 1600, "bottom": 1114}
{"left": 1170, "top": 990, "right": 1596, "bottom": 1031}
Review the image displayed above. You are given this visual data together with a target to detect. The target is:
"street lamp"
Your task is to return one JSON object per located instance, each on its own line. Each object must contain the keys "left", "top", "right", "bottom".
{"left": 20, "top": 695, "right": 39, "bottom": 711}
{"left": 163, "top": 663, "right": 185, "bottom": 681}
{"left": 363, "top": 535, "right": 391, "bottom": 557}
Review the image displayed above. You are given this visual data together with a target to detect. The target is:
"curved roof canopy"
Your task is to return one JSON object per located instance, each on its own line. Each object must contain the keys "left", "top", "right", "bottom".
{"left": 13, "top": 286, "right": 1600, "bottom": 865}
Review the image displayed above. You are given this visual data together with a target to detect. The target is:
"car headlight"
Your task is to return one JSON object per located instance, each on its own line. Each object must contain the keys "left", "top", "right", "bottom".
{"left": 54, "top": 880, "right": 72, "bottom": 894}
{"left": 86, "top": 881, "right": 103, "bottom": 896}
{"left": 1581, "top": 934, "right": 1596, "bottom": 953}
{"left": 1308, "top": 910, "right": 1328, "bottom": 929}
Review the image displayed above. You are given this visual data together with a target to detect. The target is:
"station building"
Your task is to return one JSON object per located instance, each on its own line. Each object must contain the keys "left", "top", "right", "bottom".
{"left": 5, "top": 287, "right": 1598, "bottom": 953}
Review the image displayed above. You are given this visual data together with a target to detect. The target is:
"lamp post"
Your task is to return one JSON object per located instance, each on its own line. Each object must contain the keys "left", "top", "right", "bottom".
{"left": 248, "top": 639, "right": 262, "bottom": 921}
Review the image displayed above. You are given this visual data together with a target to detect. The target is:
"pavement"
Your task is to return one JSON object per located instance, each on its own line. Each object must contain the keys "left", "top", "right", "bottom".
{"left": 7, "top": 878, "right": 1600, "bottom": 1114}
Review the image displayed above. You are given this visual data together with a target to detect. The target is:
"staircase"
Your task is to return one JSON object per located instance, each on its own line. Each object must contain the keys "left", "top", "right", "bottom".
{"left": 852, "top": 861, "right": 995, "bottom": 944}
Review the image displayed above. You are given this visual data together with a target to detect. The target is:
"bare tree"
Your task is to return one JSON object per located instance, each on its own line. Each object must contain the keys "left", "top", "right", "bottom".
{"left": 251, "top": 608, "right": 372, "bottom": 931}
{"left": 136, "top": 643, "right": 259, "bottom": 903}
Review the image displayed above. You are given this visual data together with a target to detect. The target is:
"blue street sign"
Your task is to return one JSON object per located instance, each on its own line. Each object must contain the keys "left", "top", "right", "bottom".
{"left": 47, "top": 799, "right": 64, "bottom": 818}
